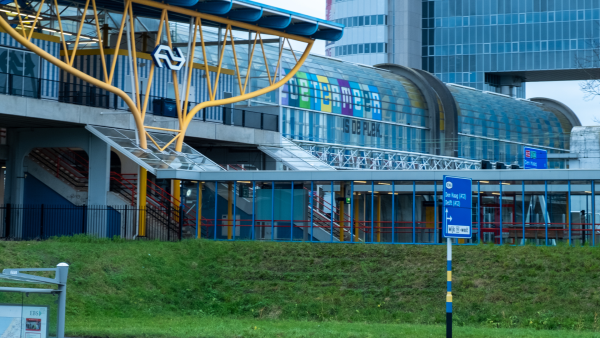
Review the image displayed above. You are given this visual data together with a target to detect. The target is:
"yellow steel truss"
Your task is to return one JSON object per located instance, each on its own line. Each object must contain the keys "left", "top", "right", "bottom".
{"left": 0, "top": 0, "right": 314, "bottom": 152}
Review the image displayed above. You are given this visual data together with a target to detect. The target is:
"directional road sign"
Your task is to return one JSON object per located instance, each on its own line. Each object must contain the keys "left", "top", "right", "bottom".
{"left": 443, "top": 176, "right": 472, "bottom": 239}
{"left": 523, "top": 147, "right": 548, "bottom": 169}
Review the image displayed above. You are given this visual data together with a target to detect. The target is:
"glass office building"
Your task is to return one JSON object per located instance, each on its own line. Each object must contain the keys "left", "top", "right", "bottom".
{"left": 328, "top": 0, "right": 600, "bottom": 98}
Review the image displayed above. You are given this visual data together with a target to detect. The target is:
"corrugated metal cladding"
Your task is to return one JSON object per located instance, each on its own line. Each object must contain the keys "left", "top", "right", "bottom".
{"left": 62, "top": 53, "right": 234, "bottom": 122}
{"left": 0, "top": 31, "right": 60, "bottom": 100}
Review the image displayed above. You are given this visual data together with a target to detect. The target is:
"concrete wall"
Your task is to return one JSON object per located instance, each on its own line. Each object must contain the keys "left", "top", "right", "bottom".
{"left": 0, "top": 94, "right": 281, "bottom": 147}
{"left": 569, "top": 126, "right": 600, "bottom": 169}
{"left": 388, "top": 0, "right": 422, "bottom": 69}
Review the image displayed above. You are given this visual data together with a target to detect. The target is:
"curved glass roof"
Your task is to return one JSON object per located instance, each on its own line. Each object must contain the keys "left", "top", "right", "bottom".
{"left": 449, "top": 85, "right": 571, "bottom": 150}
{"left": 58, "top": 0, "right": 343, "bottom": 41}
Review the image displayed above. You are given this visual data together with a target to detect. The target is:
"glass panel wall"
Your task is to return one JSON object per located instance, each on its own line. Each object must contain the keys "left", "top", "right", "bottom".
{"left": 570, "top": 181, "right": 593, "bottom": 246}
{"left": 524, "top": 181, "right": 547, "bottom": 245}
{"left": 310, "top": 181, "right": 335, "bottom": 242}
{"left": 415, "top": 181, "right": 436, "bottom": 244}
{"left": 479, "top": 181, "right": 500, "bottom": 244}
{"left": 547, "top": 180, "right": 568, "bottom": 245}
{"left": 292, "top": 181, "right": 312, "bottom": 242}
{"left": 394, "top": 181, "right": 414, "bottom": 243}
{"left": 352, "top": 181, "right": 371, "bottom": 242}
{"left": 255, "top": 181, "right": 274, "bottom": 240}
{"left": 191, "top": 179, "right": 600, "bottom": 246}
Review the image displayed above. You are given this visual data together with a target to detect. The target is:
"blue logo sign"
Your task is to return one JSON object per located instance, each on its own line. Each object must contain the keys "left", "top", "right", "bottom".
{"left": 523, "top": 147, "right": 548, "bottom": 169}
{"left": 151, "top": 45, "right": 186, "bottom": 71}
{"left": 443, "top": 176, "right": 472, "bottom": 239}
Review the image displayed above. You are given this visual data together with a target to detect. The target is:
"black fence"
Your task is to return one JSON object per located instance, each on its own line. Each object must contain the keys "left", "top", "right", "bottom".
{"left": 223, "top": 107, "right": 278, "bottom": 131}
{"left": 0, "top": 204, "right": 196, "bottom": 242}
{"left": 0, "top": 72, "right": 279, "bottom": 133}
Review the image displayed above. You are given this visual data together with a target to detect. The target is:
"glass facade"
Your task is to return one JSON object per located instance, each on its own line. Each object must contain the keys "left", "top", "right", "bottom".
{"left": 449, "top": 85, "right": 572, "bottom": 166}
{"left": 421, "top": 0, "right": 600, "bottom": 97}
{"left": 198, "top": 179, "right": 600, "bottom": 246}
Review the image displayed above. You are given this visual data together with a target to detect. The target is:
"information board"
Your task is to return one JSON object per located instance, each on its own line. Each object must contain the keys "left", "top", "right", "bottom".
{"left": 443, "top": 176, "right": 473, "bottom": 239}
{"left": 0, "top": 305, "right": 48, "bottom": 338}
{"left": 523, "top": 147, "right": 548, "bottom": 169}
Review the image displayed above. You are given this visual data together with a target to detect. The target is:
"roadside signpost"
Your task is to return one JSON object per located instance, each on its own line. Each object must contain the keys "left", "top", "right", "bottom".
{"left": 443, "top": 176, "right": 473, "bottom": 338}
{"left": 523, "top": 147, "right": 548, "bottom": 169}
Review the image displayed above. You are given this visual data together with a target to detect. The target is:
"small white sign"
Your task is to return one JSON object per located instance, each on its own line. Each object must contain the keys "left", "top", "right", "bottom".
{"left": 446, "top": 225, "right": 470, "bottom": 235}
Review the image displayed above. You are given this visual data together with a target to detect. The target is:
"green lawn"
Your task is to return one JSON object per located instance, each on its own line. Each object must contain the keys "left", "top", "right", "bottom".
{"left": 2, "top": 237, "right": 600, "bottom": 336}
{"left": 67, "top": 316, "right": 600, "bottom": 338}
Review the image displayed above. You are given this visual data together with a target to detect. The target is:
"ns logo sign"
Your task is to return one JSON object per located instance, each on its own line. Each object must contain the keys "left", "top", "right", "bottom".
{"left": 151, "top": 45, "right": 186, "bottom": 71}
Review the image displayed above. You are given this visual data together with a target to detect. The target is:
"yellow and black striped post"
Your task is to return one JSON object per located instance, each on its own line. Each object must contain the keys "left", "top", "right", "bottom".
{"left": 446, "top": 237, "right": 453, "bottom": 338}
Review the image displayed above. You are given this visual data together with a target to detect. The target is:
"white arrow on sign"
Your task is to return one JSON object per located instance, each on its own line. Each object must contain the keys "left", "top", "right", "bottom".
{"left": 445, "top": 208, "right": 452, "bottom": 222}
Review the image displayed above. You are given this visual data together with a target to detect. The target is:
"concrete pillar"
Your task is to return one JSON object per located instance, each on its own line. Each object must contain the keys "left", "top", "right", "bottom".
{"left": 88, "top": 135, "right": 110, "bottom": 206}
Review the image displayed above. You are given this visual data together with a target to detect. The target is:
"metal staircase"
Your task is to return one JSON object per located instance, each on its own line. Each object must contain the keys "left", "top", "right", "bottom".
{"left": 28, "top": 147, "right": 206, "bottom": 239}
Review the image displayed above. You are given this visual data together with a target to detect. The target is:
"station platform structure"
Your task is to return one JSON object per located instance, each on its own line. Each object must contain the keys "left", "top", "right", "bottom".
{"left": 0, "top": 0, "right": 595, "bottom": 243}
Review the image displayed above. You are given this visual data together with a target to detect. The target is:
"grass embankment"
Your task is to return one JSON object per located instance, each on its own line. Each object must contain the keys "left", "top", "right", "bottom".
{"left": 1, "top": 237, "right": 600, "bottom": 337}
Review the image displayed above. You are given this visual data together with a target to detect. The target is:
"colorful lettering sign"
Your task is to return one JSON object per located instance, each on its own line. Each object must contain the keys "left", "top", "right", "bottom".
{"left": 282, "top": 70, "right": 382, "bottom": 121}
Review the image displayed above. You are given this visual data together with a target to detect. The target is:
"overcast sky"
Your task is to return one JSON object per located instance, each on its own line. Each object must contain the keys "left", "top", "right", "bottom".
{"left": 257, "top": 0, "right": 599, "bottom": 126}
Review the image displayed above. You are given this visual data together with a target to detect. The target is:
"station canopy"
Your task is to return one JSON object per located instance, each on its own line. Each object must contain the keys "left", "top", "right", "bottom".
{"left": 57, "top": 0, "right": 344, "bottom": 41}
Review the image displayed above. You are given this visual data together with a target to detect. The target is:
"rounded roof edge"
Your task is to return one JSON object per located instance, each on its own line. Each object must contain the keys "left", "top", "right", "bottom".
{"left": 373, "top": 63, "right": 439, "bottom": 155}
{"left": 529, "top": 97, "right": 582, "bottom": 128}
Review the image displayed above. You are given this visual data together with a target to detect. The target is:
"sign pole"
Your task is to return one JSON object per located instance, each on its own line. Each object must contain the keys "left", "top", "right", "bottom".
{"left": 443, "top": 175, "right": 471, "bottom": 338}
{"left": 446, "top": 237, "right": 452, "bottom": 338}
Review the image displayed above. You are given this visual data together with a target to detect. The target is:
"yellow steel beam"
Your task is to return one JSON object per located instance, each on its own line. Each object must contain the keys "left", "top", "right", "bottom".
{"left": 52, "top": 0, "right": 70, "bottom": 65}
{"left": 175, "top": 40, "right": 314, "bottom": 151}
{"left": 182, "top": 19, "right": 199, "bottom": 117}
{"left": 12, "top": 0, "right": 26, "bottom": 38}
{"left": 69, "top": 0, "right": 91, "bottom": 67}
{"left": 91, "top": 0, "right": 108, "bottom": 82}
{"left": 211, "top": 24, "right": 229, "bottom": 101}
{"left": 0, "top": 14, "right": 148, "bottom": 149}
{"left": 108, "top": 0, "right": 130, "bottom": 85}
{"left": 127, "top": 2, "right": 141, "bottom": 111}
{"left": 258, "top": 33, "right": 273, "bottom": 86}
{"left": 197, "top": 18, "right": 213, "bottom": 100}
{"left": 228, "top": 26, "right": 244, "bottom": 98}
{"left": 163, "top": 13, "right": 183, "bottom": 125}
{"left": 242, "top": 33, "right": 258, "bottom": 95}
{"left": 27, "top": 0, "right": 45, "bottom": 41}
{"left": 141, "top": 9, "right": 166, "bottom": 118}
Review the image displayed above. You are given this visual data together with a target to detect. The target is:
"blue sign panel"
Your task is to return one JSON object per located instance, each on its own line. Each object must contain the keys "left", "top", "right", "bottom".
{"left": 443, "top": 176, "right": 472, "bottom": 239}
{"left": 523, "top": 147, "right": 548, "bottom": 169}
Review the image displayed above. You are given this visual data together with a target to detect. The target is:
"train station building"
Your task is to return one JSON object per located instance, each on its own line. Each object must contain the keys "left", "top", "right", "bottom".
{"left": 0, "top": 0, "right": 596, "bottom": 245}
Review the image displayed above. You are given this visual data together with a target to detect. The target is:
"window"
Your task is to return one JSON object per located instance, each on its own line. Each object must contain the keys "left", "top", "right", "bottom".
{"left": 571, "top": 39, "right": 577, "bottom": 50}
{"left": 372, "top": 15, "right": 377, "bottom": 25}
{"left": 353, "top": 17, "right": 358, "bottom": 26}
{"left": 378, "top": 43, "right": 384, "bottom": 53}
{"left": 353, "top": 44, "right": 358, "bottom": 54}
{"left": 365, "top": 15, "right": 370, "bottom": 25}
{"left": 359, "top": 44, "right": 364, "bottom": 53}
{"left": 365, "top": 43, "right": 370, "bottom": 53}
{"left": 378, "top": 15, "right": 384, "bottom": 25}
{"left": 371, "top": 43, "right": 377, "bottom": 53}
{"left": 456, "top": 44, "right": 462, "bottom": 54}
{"left": 358, "top": 16, "right": 364, "bottom": 26}
{"left": 343, "top": 45, "right": 347, "bottom": 55}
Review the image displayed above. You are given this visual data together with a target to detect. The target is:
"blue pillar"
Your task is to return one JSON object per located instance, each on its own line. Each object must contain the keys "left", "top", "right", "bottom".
{"left": 350, "top": 181, "right": 354, "bottom": 243}
{"left": 499, "top": 181, "right": 503, "bottom": 245}
{"left": 290, "top": 181, "right": 294, "bottom": 241}
{"left": 413, "top": 181, "right": 416, "bottom": 244}
{"left": 568, "top": 180, "right": 572, "bottom": 246}
{"left": 233, "top": 181, "right": 237, "bottom": 240}
{"left": 371, "top": 181, "right": 374, "bottom": 243}
{"left": 252, "top": 181, "right": 256, "bottom": 240}
{"left": 478, "top": 181, "right": 481, "bottom": 245}
{"left": 392, "top": 181, "right": 396, "bottom": 244}
{"left": 522, "top": 181, "right": 525, "bottom": 245}
{"left": 593, "top": 181, "right": 596, "bottom": 247}
{"left": 330, "top": 181, "right": 334, "bottom": 243}
{"left": 196, "top": 182, "right": 200, "bottom": 239}
{"left": 271, "top": 181, "right": 275, "bottom": 241}
{"left": 214, "top": 182, "right": 218, "bottom": 240}
{"left": 544, "top": 180, "right": 548, "bottom": 246}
